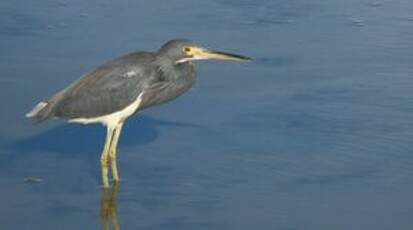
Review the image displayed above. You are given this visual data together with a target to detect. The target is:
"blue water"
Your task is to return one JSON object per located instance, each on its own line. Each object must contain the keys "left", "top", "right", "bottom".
{"left": 1, "top": 0, "right": 413, "bottom": 229}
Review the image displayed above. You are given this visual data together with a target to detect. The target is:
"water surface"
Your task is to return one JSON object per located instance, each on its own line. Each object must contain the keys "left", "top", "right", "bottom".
{"left": 1, "top": 0, "right": 413, "bottom": 229}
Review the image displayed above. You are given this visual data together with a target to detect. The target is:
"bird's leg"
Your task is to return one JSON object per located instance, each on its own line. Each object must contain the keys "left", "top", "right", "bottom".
{"left": 100, "top": 125, "right": 116, "bottom": 188}
{"left": 109, "top": 122, "right": 124, "bottom": 183}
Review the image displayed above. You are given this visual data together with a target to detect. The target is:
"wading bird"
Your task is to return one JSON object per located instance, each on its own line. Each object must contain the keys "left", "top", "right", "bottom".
{"left": 26, "top": 39, "right": 251, "bottom": 187}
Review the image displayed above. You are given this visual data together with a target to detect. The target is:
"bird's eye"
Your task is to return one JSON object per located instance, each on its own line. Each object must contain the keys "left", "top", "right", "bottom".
{"left": 183, "top": 47, "right": 191, "bottom": 53}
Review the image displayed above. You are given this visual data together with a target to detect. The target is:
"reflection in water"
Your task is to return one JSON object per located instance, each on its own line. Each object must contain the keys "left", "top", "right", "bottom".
{"left": 100, "top": 184, "right": 120, "bottom": 230}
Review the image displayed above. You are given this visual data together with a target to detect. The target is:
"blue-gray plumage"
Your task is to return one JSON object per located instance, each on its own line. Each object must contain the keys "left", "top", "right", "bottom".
{"left": 26, "top": 39, "right": 251, "bottom": 187}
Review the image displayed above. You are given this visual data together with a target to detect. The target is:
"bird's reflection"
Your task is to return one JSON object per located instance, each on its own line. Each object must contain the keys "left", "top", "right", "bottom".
{"left": 100, "top": 183, "right": 120, "bottom": 230}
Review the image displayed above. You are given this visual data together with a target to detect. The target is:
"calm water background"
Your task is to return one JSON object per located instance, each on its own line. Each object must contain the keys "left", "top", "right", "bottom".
{"left": 1, "top": 0, "right": 413, "bottom": 229}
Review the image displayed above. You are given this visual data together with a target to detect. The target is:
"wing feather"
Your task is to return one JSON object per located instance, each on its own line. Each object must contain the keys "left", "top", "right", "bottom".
{"left": 52, "top": 52, "right": 157, "bottom": 119}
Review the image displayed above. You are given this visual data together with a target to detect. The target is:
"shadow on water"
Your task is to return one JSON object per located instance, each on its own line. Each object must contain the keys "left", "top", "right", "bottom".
{"left": 6, "top": 115, "right": 202, "bottom": 164}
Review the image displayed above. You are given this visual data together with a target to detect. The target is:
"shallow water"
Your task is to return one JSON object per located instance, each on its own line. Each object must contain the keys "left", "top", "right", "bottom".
{"left": 1, "top": 0, "right": 413, "bottom": 229}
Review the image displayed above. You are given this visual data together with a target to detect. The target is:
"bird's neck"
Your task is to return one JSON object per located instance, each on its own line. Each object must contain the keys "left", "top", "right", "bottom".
{"left": 156, "top": 58, "right": 195, "bottom": 82}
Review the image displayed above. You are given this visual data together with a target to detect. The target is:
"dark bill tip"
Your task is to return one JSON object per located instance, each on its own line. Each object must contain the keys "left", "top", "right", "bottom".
{"left": 208, "top": 50, "right": 253, "bottom": 61}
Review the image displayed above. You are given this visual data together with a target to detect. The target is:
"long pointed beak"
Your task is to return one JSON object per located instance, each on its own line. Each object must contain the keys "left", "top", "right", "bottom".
{"left": 196, "top": 49, "right": 252, "bottom": 61}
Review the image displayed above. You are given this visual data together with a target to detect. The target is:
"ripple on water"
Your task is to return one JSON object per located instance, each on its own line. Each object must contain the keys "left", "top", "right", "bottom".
{"left": 254, "top": 57, "right": 299, "bottom": 68}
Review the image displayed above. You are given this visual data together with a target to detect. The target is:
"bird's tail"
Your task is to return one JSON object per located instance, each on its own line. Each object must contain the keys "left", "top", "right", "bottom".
{"left": 25, "top": 101, "right": 54, "bottom": 123}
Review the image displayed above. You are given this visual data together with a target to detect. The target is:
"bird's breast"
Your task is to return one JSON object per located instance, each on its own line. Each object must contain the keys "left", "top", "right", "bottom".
{"left": 162, "top": 64, "right": 196, "bottom": 99}
{"left": 137, "top": 63, "right": 196, "bottom": 111}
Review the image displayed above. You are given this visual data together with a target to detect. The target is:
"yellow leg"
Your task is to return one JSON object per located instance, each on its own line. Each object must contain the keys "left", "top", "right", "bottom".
{"left": 100, "top": 126, "right": 115, "bottom": 188}
{"left": 109, "top": 123, "right": 123, "bottom": 183}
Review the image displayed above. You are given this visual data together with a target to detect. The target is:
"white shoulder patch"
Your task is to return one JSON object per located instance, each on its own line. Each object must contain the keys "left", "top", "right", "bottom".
{"left": 124, "top": 70, "right": 137, "bottom": 78}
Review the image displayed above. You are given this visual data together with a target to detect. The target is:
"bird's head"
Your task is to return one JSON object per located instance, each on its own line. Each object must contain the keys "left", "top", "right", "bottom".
{"left": 157, "top": 39, "right": 252, "bottom": 64}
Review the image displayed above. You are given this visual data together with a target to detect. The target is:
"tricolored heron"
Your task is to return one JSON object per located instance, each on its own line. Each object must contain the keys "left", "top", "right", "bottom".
{"left": 26, "top": 39, "right": 252, "bottom": 187}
